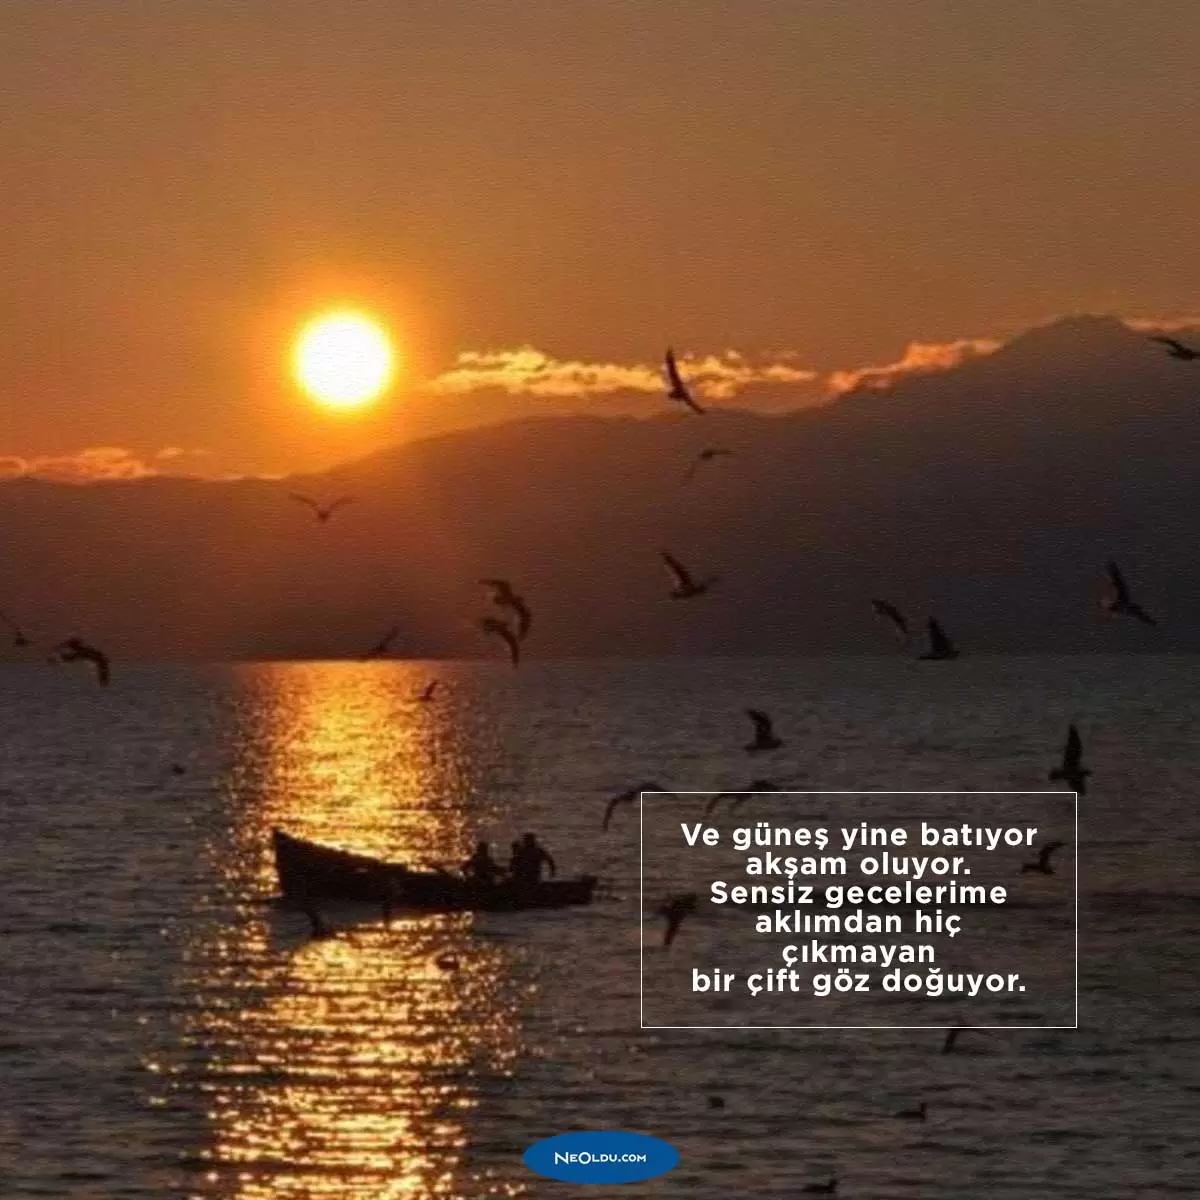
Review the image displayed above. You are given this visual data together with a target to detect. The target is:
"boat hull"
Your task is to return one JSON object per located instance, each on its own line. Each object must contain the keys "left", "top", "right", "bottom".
{"left": 272, "top": 829, "right": 597, "bottom": 912}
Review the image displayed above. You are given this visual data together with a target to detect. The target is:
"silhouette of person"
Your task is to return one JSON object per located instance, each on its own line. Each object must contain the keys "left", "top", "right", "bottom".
{"left": 509, "top": 832, "right": 556, "bottom": 885}
{"left": 461, "top": 840, "right": 503, "bottom": 885}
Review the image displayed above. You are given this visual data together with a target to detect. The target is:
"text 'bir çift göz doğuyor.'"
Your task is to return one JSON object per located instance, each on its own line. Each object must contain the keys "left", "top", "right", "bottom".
{"left": 683, "top": 820, "right": 1039, "bottom": 1000}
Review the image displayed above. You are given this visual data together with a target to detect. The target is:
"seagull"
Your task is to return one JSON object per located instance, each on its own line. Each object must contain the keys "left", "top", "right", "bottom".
{"left": 1048, "top": 725, "right": 1091, "bottom": 795}
{"left": 1149, "top": 335, "right": 1200, "bottom": 361}
{"left": 417, "top": 679, "right": 440, "bottom": 702}
{"left": 664, "top": 347, "right": 705, "bottom": 414}
{"left": 662, "top": 551, "right": 718, "bottom": 599}
{"left": 728, "top": 781, "right": 802, "bottom": 814}
{"left": 479, "top": 616, "right": 521, "bottom": 667}
{"left": 1021, "top": 839, "right": 1067, "bottom": 876}
{"left": 603, "top": 782, "right": 671, "bottom": 831}
{"left": 658, "top": 892, "right": 698, "bottom": 947}
{"left": 53, "top": 637, "right": 110, "bottom": 686}
{"left": 941, "top": 1027, "right": 965, "bottom": 1054}
{"left": 0, "top": 610, "right": 30, "bottom": 648}
{"left": 704, "top": 778, "right": 784, "bottom": 818}
{"left": 896, "top": 1102, "right": 927, "bottom": 1122}
{"left": 801, "top": 1178, "right": 838, "bottom": 1195}
{"left": 744, "top": 709, "right": 783, "bottom": 753}
{"left": 290, "top": 493, "right": 355, "bottom": 523}
{"left": 480, "top": 579, "right": 532, "bottom": 640}
{"left": 683, "top": 448, "right": 732, "bottom": 483}
{"left": 918, "top": 617, "right": 959, "bottom": 661}
{"left": 360, "top": 626, "right": 400, "bottom": 660}
{"left": 871, "top": 599, "right": 909, "bottom": 644}
{"left": 1102, "top": 561, "right": 1156, "bottom": 625}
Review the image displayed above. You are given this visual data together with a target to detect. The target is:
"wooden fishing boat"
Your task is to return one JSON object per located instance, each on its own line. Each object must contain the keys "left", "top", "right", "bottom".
{"left": 271, "top": 829, "right": 598, "bottom": 912}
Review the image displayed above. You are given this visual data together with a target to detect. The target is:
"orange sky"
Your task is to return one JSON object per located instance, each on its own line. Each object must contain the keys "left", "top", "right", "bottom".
{"left": 3, "top": 1, "right": 1199, "bottom": 477}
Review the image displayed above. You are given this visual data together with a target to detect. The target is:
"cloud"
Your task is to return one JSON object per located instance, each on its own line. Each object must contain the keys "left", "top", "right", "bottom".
{"left": 826, "top": 338, "right": 1002, "bottom": 395}
{"left": 1123, "top": 314, "right": 1200, "bottom": 334}
{"left": 426, "top": 346, "right": 818, "bottom": 402}
{"left": 0, "top": 445, "right": 210, "bottom": 484}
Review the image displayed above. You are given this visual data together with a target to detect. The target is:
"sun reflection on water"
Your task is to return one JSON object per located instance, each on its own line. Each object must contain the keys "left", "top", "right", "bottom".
{"left": 173, "top": 663, "right": 530, "bottom": 1198}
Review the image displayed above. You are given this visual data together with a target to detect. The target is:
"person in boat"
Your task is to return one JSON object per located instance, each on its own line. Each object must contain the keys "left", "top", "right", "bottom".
{"left": 461, "top": 840, "right": 504, "bottom": 885}
{"left": 509, "top": 832, "right": 556, "bottom": 886}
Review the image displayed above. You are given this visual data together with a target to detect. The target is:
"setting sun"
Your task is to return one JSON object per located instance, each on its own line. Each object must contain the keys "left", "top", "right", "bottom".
{"left": 292, "top": 310, "right": 396, "bottom": 411}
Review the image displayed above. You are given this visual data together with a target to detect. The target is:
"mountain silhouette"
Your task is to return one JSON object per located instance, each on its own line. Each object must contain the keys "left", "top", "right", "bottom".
{"left": 1, "top": 315, "right": 1197, "bottom": 659}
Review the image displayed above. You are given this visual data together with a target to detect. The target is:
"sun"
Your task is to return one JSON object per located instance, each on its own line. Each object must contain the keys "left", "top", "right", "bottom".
{"left": 292, "top": 310, "right": 396, "bottom": 411}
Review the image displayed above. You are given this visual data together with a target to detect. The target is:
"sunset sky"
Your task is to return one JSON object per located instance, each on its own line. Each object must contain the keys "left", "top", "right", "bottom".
{"left": 3, "top": 1, "right": 1199, "bottom": 478}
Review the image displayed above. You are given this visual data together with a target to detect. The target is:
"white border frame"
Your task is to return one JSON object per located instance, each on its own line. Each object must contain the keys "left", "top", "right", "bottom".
{"left": 639, "top": 790, "right": 1079, "bottom": 1031}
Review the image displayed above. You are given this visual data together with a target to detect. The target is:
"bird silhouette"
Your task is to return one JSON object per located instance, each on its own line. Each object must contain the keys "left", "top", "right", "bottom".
{"left": 662, "top": 551, "right": 718, "bottom": 599}
{"left": 707, "top": 1095, "right": 726, "bottom": 1110}
{"left": 480, "top": 579, "right": 532, "bottom": 640}
{"left": 1102, "top": 561, "right": 1156, "bottom": 625}
{"left": 658, "top": 892, "right": 698, "bottom": 947}
{"left": 744, "top": 709, "right": 783, "bottom": 753}
{"left": 417, "top": 679, "right": 440, "bottom": 702}
{"left": 664, "top": 347, "right": 705, "bottom": 414}
{"left": 683, "top": 447, "right": 732, "bottom": 483}
{"left": 1149, "top": 334, "right": 1200, "bottom": 361}
{"left": 290, "top": 493, "right": 355, "bottom": 523}
{"left": 941, "top": 1027, "right": 965, "bottom": 1054}
{"left": 0, "top": 610, "right": 30, "bottom": 648}
{"left": 919, "top": 618, "right": 959, "bottom": 660}
{"left": 1021, "top": 839, "right": 1066, "bottom": 876}
{"left": 704, "top": 778, "right": 785, "bottom": 817}
{"left": 871, "top": 599, "right": 909, "bottom": 644}
{"left": 53, "top": 637, "right": 111, "bottom": 686}
{"left": 360, "top": 626, "right": 400, "bottom": 660}
{"left": 896, "top": 1102, "right": 927, "bottom": 1122}
{"left": 603, "top": 782, "right": 671, "bottom": 831}
{"left": 1049, "top": 725, "right": 1091, "bottom": 795}
{"left": 479, "top": 616, "right": 521, "bottom": 667}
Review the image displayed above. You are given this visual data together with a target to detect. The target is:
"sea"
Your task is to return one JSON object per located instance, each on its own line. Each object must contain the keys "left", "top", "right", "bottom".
{"left": 1, "top": 655, "right": 1197, "bottom": 1198}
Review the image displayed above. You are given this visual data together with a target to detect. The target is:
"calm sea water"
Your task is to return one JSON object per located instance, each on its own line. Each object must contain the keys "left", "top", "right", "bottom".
{"left": 1, "top": 656, "right": 1197, "bottom": 1198}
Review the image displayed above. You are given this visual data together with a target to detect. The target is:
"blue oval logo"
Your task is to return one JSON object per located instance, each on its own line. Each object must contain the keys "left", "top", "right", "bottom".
{"left": 523, "top": 1130, "right": 679, "bottom": 1184}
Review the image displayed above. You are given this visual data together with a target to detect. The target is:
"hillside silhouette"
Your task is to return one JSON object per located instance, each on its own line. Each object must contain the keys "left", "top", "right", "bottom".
{"left": 2, "top": 315, "right": 1198, "bottom": 660}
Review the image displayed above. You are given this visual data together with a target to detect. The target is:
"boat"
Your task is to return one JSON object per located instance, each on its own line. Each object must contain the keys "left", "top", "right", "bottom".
{"left": 271, "top": 829, "right": 598, "bottom": 912}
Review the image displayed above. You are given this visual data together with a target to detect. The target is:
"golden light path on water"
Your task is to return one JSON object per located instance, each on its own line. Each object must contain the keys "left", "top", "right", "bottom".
{"left": 174, "top": 664, "right": 532, "bottom": 1199}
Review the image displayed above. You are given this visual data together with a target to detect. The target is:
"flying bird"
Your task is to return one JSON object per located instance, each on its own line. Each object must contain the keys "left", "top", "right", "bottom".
{"left": 683, "top": 447, "right": 732, "bottom": 483}
{"left": 704, "top": 778, "right": 784, "bottom": 817}
{"left": 479, "top": 616, "right": 521, "bottom": 667}
{"left": 480, "top": 579, "right": 532, "bottom": 640}
{"left": 0, "top": 610, "right": 30, "bottom": 648}
{"left": 1021, "top": 839, "right": 1067, "bottom": 876}
{"left": 658, "top": 892, "right": 698, "bottom": 947}
{"left": 1149, "top": 335, "right": 1200, "bottom": 361}
{"left": 417, "top": 679, "right": 440, "bottom": 702}
{"left": 919, "top": 618, "right": 959, "bottom": 661}
{"left": 360, "top": 626, "right": 400, "bottom": 660}
{"left": 53, "top": 637, "right": 110, "bottom": 687}
{"left": 1048, "top": 724, "right": 1091, "bottom": 795}
{"left": 661, "top": 551, "right": 718, "bottom": 599}
{"left": 744, "top": 709, "right": 783, "bottom": 753}
{"left": 290, "top": 493, "right": 355, "bottom": 523}
{"left": 602, "top": 782, "right": 671, "bottom": 831}
{"left": 1102, "top": 561, "right": 1156, "bottom": 626}
{"left": 871, "top": 599, "right": 909, "bottom": 643}
{"left": 664, "top": 347, "right": 705, "bottom": 414}
{"left": 941, "top": 1027, "right": 965, "bottom": 1054}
